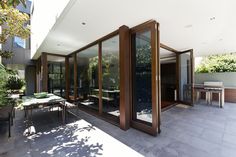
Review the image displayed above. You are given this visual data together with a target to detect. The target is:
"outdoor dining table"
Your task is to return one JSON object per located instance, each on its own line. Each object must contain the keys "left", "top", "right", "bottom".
{"left": 22, "top": 93, "right": 66, "bottom": 129}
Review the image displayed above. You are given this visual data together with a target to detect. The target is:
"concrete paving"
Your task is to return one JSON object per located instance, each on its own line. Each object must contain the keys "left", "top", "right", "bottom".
{"left": 1, "top": 101, "right": 236, "bottom": 157}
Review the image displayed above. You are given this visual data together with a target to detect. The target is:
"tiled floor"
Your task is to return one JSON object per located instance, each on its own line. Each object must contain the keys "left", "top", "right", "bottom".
{"left": 1, "top": 101, "right": 236, "bottom": 157}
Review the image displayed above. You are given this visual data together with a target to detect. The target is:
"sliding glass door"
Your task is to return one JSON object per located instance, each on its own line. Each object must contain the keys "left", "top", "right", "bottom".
{"left": 47, "top": 55, "right": 65, "bottom": 97}
{"left": 77, "top": 45, "right": 99, "bottom": 111}
{"left": 101, "top": 35, "right": 120, "bottom": 117}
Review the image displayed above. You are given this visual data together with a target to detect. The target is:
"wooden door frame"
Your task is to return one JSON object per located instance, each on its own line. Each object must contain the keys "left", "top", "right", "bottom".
{"left": 176, "top": 49, "right": 194, "bottom": 106}
{"left": 130, "top": 20, "right": 160, "bottom": 136}
{"left": 160, "top": 45, "right": 194, "bottom": 106}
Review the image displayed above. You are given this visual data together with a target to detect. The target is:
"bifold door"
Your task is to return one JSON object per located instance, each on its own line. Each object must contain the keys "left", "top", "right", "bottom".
{"left": 131, "top": 21, "right": 160, "bottom": 135}
{"left": 177, "top": 50, "right": 194, "bottom": 105}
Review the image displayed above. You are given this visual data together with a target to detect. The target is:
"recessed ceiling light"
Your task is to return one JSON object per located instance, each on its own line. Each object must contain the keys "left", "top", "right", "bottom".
{"left": 82, "top": 22, "right": 86, "bottom": 25}
{"left": 219, "top": 38, "right": 223, "bottom": 41}
{"left": 210, "top": 17, "right": 216, "bottom": 21}
{"left": 184, "top": 24, "right": 193, "bottom": 28}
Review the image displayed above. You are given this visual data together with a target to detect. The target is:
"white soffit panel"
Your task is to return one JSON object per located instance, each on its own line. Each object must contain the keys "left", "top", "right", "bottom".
{"left": 34, "top": 0, "right": 236, "bottom": 59}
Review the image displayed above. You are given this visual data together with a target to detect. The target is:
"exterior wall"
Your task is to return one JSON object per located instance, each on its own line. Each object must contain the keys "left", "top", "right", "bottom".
{"left": 25, "top": 65, "right": 36, "bottom": 95}
{"left": 30, "top": 0, "right": 71, "bottom": 58}
{"left": 2, "top": 37, "right": 31, "bottom": 65}
{"left": 195, "top": 72, "right": 236, "bottom": 102}
{"left": 195, "top": 72, "right": 236, "bottom": 87}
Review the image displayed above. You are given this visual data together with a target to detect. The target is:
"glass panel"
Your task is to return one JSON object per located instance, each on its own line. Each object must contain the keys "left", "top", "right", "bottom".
{"left": 47, "top": 55, "right": 65, "bottom": 97}
{"left": 160, "top": 48, "right": 177, "bottom": 109}
{"left": 69, "top": 56, "right": 74, "bottom": 100}
{"left": 179, "top": 52, "right": 192, "bottom": 103}
{"left": 102, "top": 35, "right": 120, "bottom": 116}
{"left": 14, "top": 36, "right": 26, "bottom": 48}
{"left": 133, "top": 30, "right": 152, "bottom": 124}
{"left": 77, "top": 45, "right": 99, "bottom": 111}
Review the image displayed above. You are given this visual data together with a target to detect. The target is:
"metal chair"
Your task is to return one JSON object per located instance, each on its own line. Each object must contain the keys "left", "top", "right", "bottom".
{"left": 0, "top": 104, "right": 14, "bottom": 137}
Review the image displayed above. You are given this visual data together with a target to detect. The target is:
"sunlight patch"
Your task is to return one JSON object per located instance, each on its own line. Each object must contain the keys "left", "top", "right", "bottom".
{"left": 176, "top": 104, "right": 191, "bottom": 109}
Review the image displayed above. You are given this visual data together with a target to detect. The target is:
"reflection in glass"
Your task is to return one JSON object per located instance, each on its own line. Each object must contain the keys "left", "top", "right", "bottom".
{"left": 102, "top": 35, "right": 120, "bottom": 117}
{"left": 133, "top": 31, "right": 152, "bottom": 124}
{"left": 179, "top": 52, "right": 192, "bottom": 103}
{"left": 77, "top": 45, "right": 99, "bottom": 111}
{"left": 69, "top": 56, "right": 74, "bottom": 100}
{"left": 47, "top": 55, "right": 65, "bottom": 97}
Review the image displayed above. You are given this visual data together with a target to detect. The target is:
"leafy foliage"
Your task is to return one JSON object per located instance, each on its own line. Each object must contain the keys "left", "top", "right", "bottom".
{"left": 0, "top": 64, "right": 8, "bottom": 107}
{"left": 0, "top": 65, "right": 25, "bottom": 107}
{"left": 0, "top": 0, "right": 26, "bottom": 9}
{"left": 136, "top": 45, "right": 151, "bottom": 66}
{"left": 0, "top": 6, "right": 30, "bottom": 43}
{"left": 0, "top": 50, "right": 13, "bottom": 58}
{"left": 101, "top": 53, "right": 119, "bottom": 90}
{"left": 0, "top": 0, "right": 30, "bottom": 58}
{"left": 6, "top": 74, "right": 25, "bottom": 90}
{"left": 195, "top": 53, "right": 236, "bottom": 73}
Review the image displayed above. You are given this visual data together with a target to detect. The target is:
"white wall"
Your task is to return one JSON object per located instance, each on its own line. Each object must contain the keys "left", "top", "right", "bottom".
{"left": 30, "top": 0, "right": 71, "bottom": 59}
{"left": 195, "top": 72, "right": 236, "bottom": 88}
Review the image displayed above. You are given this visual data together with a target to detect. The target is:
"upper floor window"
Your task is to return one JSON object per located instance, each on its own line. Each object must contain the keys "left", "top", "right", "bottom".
{"left": 13, "top": 36, "right": 26, "bottom": 49}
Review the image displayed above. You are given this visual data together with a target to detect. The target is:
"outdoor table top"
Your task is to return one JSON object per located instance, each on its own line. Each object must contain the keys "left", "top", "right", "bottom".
{"left": 92, "top": 89, "right": 120, "bottom": 93}
{"left": 22, "top": 94, "right": 65, "bottom": 107}
{"left": 194, "top": 84, "right": 224, "bottom": 89}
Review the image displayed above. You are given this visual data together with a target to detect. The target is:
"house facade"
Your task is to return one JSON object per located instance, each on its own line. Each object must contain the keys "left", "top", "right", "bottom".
{"left": 28, "top": 0, "right": 236, "bottom": 135}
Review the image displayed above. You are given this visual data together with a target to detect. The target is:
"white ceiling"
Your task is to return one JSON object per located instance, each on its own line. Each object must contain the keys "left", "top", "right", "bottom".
{"left": 35, "top": 0, "right": 236, "bottom": 59}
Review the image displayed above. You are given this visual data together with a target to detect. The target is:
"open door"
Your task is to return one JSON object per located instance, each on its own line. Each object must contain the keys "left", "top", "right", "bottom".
{"left": 130, "top": 20, "right": 160, "bottom": 136}
{"left": 177, "top": 50, "right": 194, "bottom": 105}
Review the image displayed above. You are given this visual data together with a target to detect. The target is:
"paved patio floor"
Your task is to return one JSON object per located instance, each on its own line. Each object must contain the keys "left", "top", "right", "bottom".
{"left": 1, "top": 101, "right": 236, "bottom": 157}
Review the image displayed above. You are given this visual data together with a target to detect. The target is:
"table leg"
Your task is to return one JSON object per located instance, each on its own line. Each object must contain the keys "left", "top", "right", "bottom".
{"left": 195, "top": 91, "right": 199, "bottom": 103}
{"left": 206, "top": 91, "right": 210, "bottom": 104}
{"left": 210, "top": 92, "right": 213, "bottom": 105}
{"left": 218, "top": 92, "right": 221, "bottom": 108}
{"left": 221, "top": 90, "right": 224, "bottom": 108}
{"left": 62, "top": 101, "right": 66, "bottom": 124}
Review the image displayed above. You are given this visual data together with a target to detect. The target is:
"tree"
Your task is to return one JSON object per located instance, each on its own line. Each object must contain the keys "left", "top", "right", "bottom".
{"left": 0, "top": 0, "right": 26, "bottom": 8}
{"left": 196, "top": 53, "right": 236, "bottom": 73}
{"left": 0, "top": 0, "right": 30, "bottom": 58}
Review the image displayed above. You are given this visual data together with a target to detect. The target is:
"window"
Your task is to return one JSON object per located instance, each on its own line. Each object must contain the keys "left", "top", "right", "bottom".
{"left": 102, "top": 35, "right": 120, "bottom": 117}
{"left": 77, "top": 45, "right": 99, "bottom": 111}
{"left": 14, "top": 36, "right": 26, "bottom": 49}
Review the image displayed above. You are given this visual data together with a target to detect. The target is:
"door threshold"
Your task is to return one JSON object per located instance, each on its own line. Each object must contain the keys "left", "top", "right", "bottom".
{"left": 161, "top": 103, "right": 178, "bottom": 112}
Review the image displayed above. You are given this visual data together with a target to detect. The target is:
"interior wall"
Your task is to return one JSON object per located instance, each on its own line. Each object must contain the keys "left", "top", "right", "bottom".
{"left": 161, "top": 63, "right": 176, "bottom": 102}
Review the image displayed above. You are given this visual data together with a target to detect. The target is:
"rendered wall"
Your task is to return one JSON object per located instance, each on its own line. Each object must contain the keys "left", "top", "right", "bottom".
{"left": 195, "top": 72, "right": 236, "bottom": 88}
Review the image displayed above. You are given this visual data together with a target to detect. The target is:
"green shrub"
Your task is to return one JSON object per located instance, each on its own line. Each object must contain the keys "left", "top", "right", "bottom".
{"left": 0, "top": 65, "right": 9, "bottom": 107}
{"left": 6, "top": 75, "right": 25, "bottom": 90}
{"left": 196, "top": 53, "right": 236, "bottom": 73}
